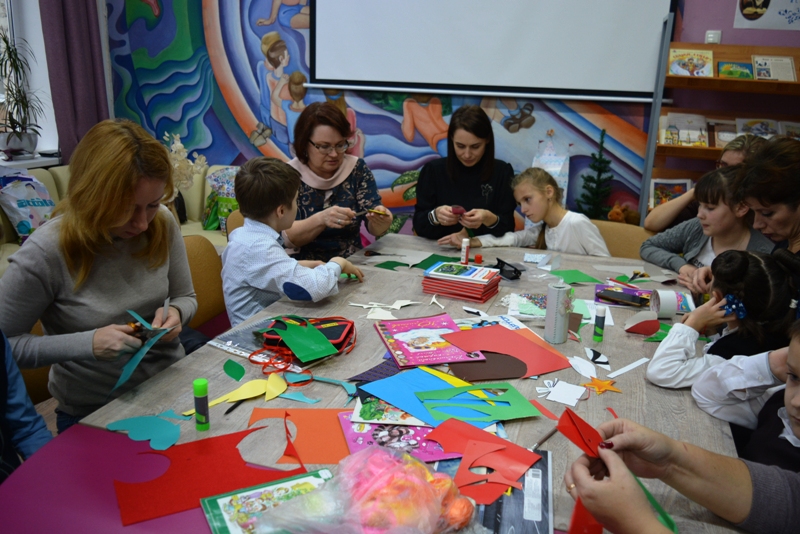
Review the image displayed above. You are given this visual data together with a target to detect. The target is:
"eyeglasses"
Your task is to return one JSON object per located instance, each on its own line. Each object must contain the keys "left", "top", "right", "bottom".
{"left": 309, "top": 139, "right": 351, "bottom": 155}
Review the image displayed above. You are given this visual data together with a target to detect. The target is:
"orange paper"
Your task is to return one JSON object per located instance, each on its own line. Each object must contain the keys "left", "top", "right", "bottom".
{"left": 249, "top": 408, "right": 351, "bottom": 465}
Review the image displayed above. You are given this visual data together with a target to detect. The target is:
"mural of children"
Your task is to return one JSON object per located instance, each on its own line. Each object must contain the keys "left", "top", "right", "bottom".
{"left": 284, "top": 71, "right": 307, "bottom": 149}
{"left": 401, "top": 94, "right": 449, "bottom": 156}
{"left": 481, "top": 97, "right": 535, "bottom": 133}
{"left": 323, "top": 89, "right": 365, "bottom": 158}
{"left": 393, "top": 328, "right": 454, "bottom": 351}
{"left": 256, "top": 0, "right": 310, "bottom": 29}
{"left": 255, "top": 31, "right": 292, "bottom": 147}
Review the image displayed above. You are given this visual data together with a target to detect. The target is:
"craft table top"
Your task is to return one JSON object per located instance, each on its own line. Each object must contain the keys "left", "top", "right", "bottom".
{"left": 80, "top": 234, "right": 738, "bottom": 533}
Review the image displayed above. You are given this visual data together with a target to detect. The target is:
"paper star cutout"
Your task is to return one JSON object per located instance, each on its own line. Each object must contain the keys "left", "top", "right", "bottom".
{"left": 580, "top": 376, "right": 621, "bottom": 394}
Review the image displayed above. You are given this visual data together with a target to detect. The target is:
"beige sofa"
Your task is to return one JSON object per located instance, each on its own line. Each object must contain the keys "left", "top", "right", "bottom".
{"left": 0, "top": 164, "right": 230, "bottom": 276}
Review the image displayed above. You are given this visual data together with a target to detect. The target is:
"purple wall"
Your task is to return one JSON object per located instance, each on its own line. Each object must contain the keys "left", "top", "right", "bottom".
{"left": 679, "top": 0, "right": 800, "bottom": 46}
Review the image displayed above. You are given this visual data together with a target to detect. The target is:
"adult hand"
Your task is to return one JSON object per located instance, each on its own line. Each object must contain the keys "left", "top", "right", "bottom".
{"left": 318, "top": 206, "right": 357, "bottom": 230}
{"left": 434, "top": 206, "right": 459, "bottom": 226}
{"left": 151, "top": 306, "right": 182, "bottom": 343}
{"left": 566, "top": 448, "right": 669, "bottom": 534}
{"left": 690, "top": 266, "right": 714, "bottom": 294}
{"left": 591, "top": 418, "right": 678, "bottom": 481}
{"left": 682, "top": 294, "right": 734, "bottom": 334}
{"left": 768, "top": 346, "right": 790, "bottom": 383}
{"left": 366, "top": 205, "right": 393, "bottom": 236}
{"left": 437, "top": 229, "right": 470, "bottom": 248}
{"left": 332, "top": 257, "right": 364, "bottom": 282}
{"left": 92, "top": 324, "right": 142, "bottom": 361}
{"left": 460, "top": 209, "right": 495, "bottom": 229}
{"left": 677, "top": 264, "right": 698, "bottom": 290}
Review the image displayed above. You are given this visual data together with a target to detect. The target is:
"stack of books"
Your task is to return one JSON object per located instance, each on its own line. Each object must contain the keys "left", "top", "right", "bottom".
{"left": 422, "top": 262, "right": 501, "bottom": 303}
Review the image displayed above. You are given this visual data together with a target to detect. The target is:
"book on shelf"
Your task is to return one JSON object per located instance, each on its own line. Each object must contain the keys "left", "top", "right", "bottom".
{"left": 718, "top": 61, "right": 754, "bottom": 79}
{"left": 736, "top": 118, "right": 780, "bottom": 139}
{"left": 650, "top": 178, "right": 693, "bottom": 209}
{"left": 663, "top": 112, "right": 708, "bottom": 147}
{"left": 374, "top": 313, "right": 484, "bottom": 368}
{"left": 709, "top": 120, "right": 737, "bottom": 148}
{"left": 668, "top": 49, "right": 713, "bottom": 77}
{"left": 424, "top": 262, "right": 499, "bottom": 285}
{"left": 752, "top": 55, "right": 797, "bottom": 82}
{"left": 779, "top": 121, "right": 800, "bottom": 140}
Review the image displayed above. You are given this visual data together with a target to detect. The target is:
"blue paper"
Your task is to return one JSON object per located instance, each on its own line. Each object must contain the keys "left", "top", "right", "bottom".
{"left": 106, "top": 415, "right": 180, "bottom": 450}
{"left": 279, "top": 391, "right": 320, "bottom": 404}
{"left": 158, "top": 409, "right": 191, "bottom": 421}
{"left": 111, "top": 328, "right": 169, "bottom": 392}
{"left": 360, "top": 369, "right": 496, "bottom": 429}
{"left": 126, "top": 309, "right": 153, "bottom": 330}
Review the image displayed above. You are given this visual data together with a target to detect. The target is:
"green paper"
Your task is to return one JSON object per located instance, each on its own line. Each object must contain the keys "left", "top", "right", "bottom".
{"left": 374, "top": 260, "right": 409, "bottom": 271}
{"left": 517, "top": 299, "right": 546, "bottom": 316}
{"left": 549, "top": 269, "right": 601, "bottom": 285}
{"left": 223, "top": 359, "right": 246, "bottom": 381}
{"left": 572, "top": 299, "right": 591, "bottom": 320}
{"left": 284, "top": 372, "right": 313, "bottom": 384}
{"left": 413, "top": 254, "right": 463, "bottom": 271}
{"left": 415, "top": 382, "right": 541, "bottom": 422}
{"left": 634, "top": 474, "right": 679, "bottom": 532}
{"left": 261, "top": 316, "right": 337, "bottom": 363}
{"left": 645, "top": 323, "right": 673, "bottom": 342}
{"left": 615, "top": 274, "right": 631, "bottom": 282}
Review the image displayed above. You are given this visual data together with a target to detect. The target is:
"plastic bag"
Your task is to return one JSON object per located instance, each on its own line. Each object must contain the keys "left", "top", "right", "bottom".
{"left": 0, "top": 176, "right": 56, "bottom": 243}
{"left": 257, "top": 447, "right": 476, "bottom": 534}
{"left": 202, "top": 190, "right": 219, "bottom": 230}
{"left": 204, "top": 166, "right": 238, "bottom": 233}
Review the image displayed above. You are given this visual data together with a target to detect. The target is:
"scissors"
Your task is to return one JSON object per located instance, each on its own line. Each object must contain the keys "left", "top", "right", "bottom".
{"left": 127, "top": 297, "right": 171, "bottom": 341}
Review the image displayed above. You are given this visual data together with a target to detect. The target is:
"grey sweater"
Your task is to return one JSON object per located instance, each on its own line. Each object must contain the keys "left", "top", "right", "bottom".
{"left": 639, "top": 218, "right": 774, "bottom": 272}
{"left": 0, "top": 208, "right": 197, "bottom": 417}
{"left": 737, "top": 460, "right": 800, "bottom": 533}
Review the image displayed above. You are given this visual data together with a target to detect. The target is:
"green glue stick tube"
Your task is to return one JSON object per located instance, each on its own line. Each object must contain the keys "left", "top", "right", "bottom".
{"left": 593, "top": 306, "right": 606, "bottom": 342}
{"left": 193, "top": 378, "right": 210, "bottom": 431}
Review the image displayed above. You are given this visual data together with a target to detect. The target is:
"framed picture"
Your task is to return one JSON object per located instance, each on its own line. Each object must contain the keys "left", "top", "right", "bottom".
{"left": 650, "top": 178, "right": 693, "bottom": 209}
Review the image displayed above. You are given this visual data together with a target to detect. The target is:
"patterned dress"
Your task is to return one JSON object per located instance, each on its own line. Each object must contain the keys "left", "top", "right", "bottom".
{"left": 294, "top": 158, "right": 381, "bottom": 261}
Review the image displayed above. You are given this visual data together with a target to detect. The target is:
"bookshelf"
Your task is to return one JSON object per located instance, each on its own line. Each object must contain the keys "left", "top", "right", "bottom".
{"left": 640, "top": 41, "right": 800, "bottom": 220}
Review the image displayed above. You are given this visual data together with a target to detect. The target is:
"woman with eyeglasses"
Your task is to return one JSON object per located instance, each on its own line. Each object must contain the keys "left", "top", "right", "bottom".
{"left": 285, "top": 102, "right": 393, "bottom": 261}
{"left": 644, "top": 134, "right": 767, "bottom": 233}
{"left": 412, "top": 105, "right": 517, "bottom": 244}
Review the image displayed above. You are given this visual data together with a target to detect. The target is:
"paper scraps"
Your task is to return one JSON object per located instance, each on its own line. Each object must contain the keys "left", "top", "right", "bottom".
{"left": 536, "top": 378, "right": 560, "bottom": 397}
{"left": 624, "top": 310, "right": 660, "bottom": 336}
{"left": 347, "top": 359, "right": 401, "bottom": 383}
{"left": 106, "top": 410, "right": 191, "bottom": 450}
{"left": 581, "top": 376, "right": 622, "bottom": 395}
{"left": 349, "top": 300, "right": 419, "bottom": 310}
{"left": 568, "top": 356, "right": 596, "bottom": 379}
{"left": 249, "top": 408, "right": 352, "bottom": 464}
{"left": 549, "top": 269, "right": 601, "bottom": 285}
{"left": 182, "top": 374, "right": 287, "bottom": 416}
{"left": 593, "top": 264, "right": 645, "bottom": 278}
{"left": 430, "top": 295, "right": 444, "bottom": 309}
{"left": 585, "top": 348, "right": 611, "bottom": 371}
{"left": 223, "top": 359, "right": 246, "bottom": 381}
{"left": 529, "top": 398, "right": 558, "bottom": 420}
{"left": 415, "top": 382, "right": 541, "bottom": 423}
{"left": 367, "top": 308, "right": 397, "bottom": 320}
{"left": 607, "top": 357, "right": 650, "bottom": 379}
{"left": 545, "top": 381, "right": 587, "bottom": 407}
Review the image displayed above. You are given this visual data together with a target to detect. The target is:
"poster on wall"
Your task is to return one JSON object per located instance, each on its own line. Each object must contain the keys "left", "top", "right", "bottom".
{"left": 734, "top": 0, "right": 800, "bottom": 30}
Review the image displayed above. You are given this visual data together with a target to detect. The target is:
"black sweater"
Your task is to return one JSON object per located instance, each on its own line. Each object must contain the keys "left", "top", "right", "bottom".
{"left": 412, "top": 158, "right": 516, "bottom": 240}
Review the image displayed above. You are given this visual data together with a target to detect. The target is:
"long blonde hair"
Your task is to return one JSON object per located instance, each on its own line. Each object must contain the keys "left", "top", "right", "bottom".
{"left": 54, "top": 119, "right": 174, "bottom": 288}
{"left": 511, "top": 168, "right": 563, "bottom": 250}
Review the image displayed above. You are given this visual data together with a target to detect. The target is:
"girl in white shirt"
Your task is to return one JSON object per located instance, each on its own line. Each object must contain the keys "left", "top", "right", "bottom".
{"left": 440, "top": 167, "right": 609, "bottom": 256}
{"left": 646, "top": 249, "right": 796, "bottom": 389}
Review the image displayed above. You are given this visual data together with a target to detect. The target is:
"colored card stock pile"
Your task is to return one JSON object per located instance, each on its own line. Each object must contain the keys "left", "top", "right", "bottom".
{"left": 421, "top": 262, "right": 501, "bottom": 303}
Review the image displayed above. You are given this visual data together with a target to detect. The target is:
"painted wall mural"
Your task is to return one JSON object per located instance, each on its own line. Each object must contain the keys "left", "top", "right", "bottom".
{"left": 108, "top": 0, "right": 649, "bottom": 228}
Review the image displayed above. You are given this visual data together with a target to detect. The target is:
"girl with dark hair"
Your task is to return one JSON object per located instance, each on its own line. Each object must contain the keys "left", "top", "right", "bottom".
{"left": 640, "top": 165, "right": 774, "bottom": 289}
{"left": 413, "top": 105, "right": 516, "bottom": 242}
{"left": 285, "top": 101, "right": 392, "bottom": 262}
{"left": 647, "top": 250, "right": 796, "bottom": 389}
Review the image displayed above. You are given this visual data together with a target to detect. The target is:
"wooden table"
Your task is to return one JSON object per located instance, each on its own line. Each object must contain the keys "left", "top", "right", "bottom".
{"left": 83, "top": 234, "right": 739, "bottom": 533}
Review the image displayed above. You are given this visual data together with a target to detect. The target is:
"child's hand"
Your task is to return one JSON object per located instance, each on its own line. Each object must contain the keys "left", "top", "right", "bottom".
{"left": 682, "top": 295, "right": 734, "bottom": 333}
{"left": 332, "top": 257, "right": 364, "bottom": 282}
{"left": 437, "top": 229, "right": 474, "bottom": 248}
{"left": 768, "top": 347, "right": 790, "bottom": 383}
{"left": 434, "top": 206, "right": 459, "bottom": 226}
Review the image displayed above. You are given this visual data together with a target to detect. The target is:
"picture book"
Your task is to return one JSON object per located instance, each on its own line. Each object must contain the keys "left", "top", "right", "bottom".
{"left": 718, "top": 61, "right": 754, "bottom": 79}
{"left": 477, "top": 451, "right": 553, "bottom": 534}
{"left": 668, "top": 49, "right": 713, "bottom": 77}
{"left": 594, "top": 284, "right": 652, "bottom": 307}
{"left": 752, "top": 55, "right": 797, "bottom": 81}
{"left": 780, "top": 121, "right": 800, "bottom": 140}
{"left": 424, "top": 262, "right": 500, "bottom": 285}
{"left": 650, "top": 178, "right": 693, "bottom": 209}
{"left": 374, "top": 313, "right": 483, "bottom": 368}
{"left": 710, "top": 120, "right": 737, "bottom": 148}
{"left": 664, "top": 112, "right": 708, "bottom": 146}
{"left": 201, "top": 469, "right": 333, "bottom": 534}
{"left": 421, "top": 276, "right": 501, "bottom": 303}
{"left": 349, "top": 396, "right": 428, "bottom": 427}
{"left": 736, "top": 118, "right": 780, "bottom": 139}
{"left": 338, "top": 412, "right": 459, "bottom": 462}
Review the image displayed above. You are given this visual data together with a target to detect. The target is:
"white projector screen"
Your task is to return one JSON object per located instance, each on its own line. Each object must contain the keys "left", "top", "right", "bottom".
{"left": 312, "top": 0, "right": 674, "bottom": 100}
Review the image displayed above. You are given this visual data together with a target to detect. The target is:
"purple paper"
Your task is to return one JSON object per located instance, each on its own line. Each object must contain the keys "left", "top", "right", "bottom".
{"left": 347, "top": 358, "right": 401, "bottom": 383}
{"left": 0, "top": 424, "right": 209, "bottom": 533}
{"left": 338, "top": 412, "right": 460, "bottom": 462}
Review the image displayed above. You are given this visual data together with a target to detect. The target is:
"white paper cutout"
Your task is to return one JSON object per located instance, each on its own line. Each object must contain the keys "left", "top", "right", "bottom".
{"left": 536, "top": 378, "right": 559, "bottom": 397}
{"left": 624, "top": 310, "right": 659, "bottom": 331}
{"left": 430, "top": 295, "right": 444, "bottom": 309}
{"left": 545, "top": 381, "right": 587, "bottom": 407}
{"left": 568, "top": 356, "right": 597, "bottom": 378}
{"left": 584, "top": 348, "right": 611, "bottom": 371}
{"left": 366, "top": 308, "right": 397, "bottom": 320}
{"left": 607, "top": 357, "right": 650, "bottom": 378}
{"left": 580, "top": 300, "right": 615, "bottom": 326}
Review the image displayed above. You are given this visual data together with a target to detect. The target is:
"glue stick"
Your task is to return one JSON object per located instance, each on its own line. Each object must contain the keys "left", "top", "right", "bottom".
{"left": 194, "top": 378, "right": 210, "bottom": 431}
{"left": 593, "top": 306, "right": 606, "bottom": 342}
{"left": 460, "top": 238, "right": 470, "bottom": 265}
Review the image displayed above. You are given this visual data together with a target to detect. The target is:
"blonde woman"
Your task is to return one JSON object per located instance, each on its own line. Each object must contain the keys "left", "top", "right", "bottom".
{"left": 0, "top": 119, "right": 197, "bottom": 433}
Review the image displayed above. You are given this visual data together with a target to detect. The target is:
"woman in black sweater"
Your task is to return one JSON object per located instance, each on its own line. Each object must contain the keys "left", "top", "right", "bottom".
{"left": 412, "top": 105, "right": 517, "bottom": 243}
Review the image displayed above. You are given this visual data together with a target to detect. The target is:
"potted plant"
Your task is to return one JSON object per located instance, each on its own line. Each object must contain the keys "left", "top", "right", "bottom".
{"left": 0, "top": 28, "right": 44, "bottom": 157}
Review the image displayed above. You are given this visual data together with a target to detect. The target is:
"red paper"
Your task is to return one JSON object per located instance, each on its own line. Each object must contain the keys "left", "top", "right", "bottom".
{"left": 568, "top": 497, "right": 603, "bottom": 534}
{"left": 625, "top": 319, "right": 660, "bottom": 336}
{"left": 443, "top": 325, "right": 571, "bottom": 378}
{"left": 114, "top": 428, "right": 305, "bottom": 525}
{"left": 426, "top": 418, "right": 540, "bottom": 504}
{"left": 557, "top": 408, "right": 604, "bottom": 458}
{"left": 606, "top": 407, "right": 619, "bottom": 419}
{"left": 454, "top": 440, "right": 523, "bottom": 491}
{"left": 249, "top": 408, "right": 351, "bottom": 464}
{"left": 530, "top": 398, "right": 558, "bottom": 420}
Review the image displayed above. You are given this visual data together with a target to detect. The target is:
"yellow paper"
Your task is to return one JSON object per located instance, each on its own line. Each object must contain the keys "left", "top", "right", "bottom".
{"left": 263, "top": 373, "right": 288, "bottom": 401}
{"left": 183, "top": 376, "right": 288, "bottom": 416}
